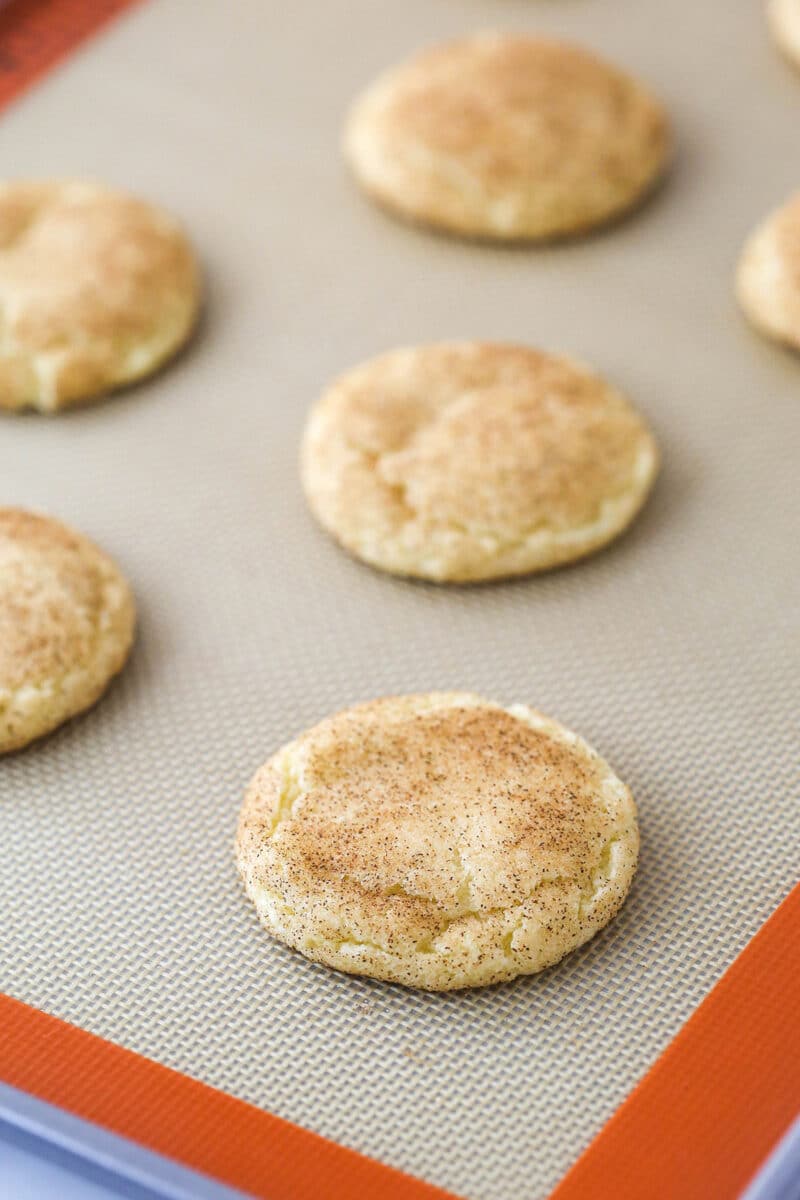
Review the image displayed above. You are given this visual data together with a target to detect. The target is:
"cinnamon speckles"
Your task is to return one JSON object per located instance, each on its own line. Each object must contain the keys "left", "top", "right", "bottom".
{"left": 301, "top": 342, "right": 659, "bottom": 582}
{"left": 236, "top": 693, "right": 639, "bottom": 990}
{"left": 0, "top": 508, "right": 135, "bottom": 753}
{"left": 0, "top": 180, "right": 200, "bottom": 412}
{"left": 343, "top": 33, "right": 671, "bottom": 241}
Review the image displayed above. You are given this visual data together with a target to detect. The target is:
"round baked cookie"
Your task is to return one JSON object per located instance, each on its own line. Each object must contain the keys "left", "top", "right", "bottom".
{"left": 301, "top": 342, "right": 659, "bottom": 583}
{"left": 0, "top": 180, "right": 200, "bottom": 412}
{"left": 768, "top": 0, "right": 800, "bottom": 68}
{"left": 343, "top": 33, "right": 671, "bottom": 241}
{"left": 237, "top": 693, "right": 639, "bottom": 991}
{"left": 737, "top": 193, "right": 800, "bottom": 351}
{"left": 0, "top": 508, "right": 135, "bottom": 753}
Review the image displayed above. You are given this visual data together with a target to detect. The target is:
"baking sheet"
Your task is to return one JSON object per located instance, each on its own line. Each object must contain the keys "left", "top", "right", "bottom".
{"left": 0, "top": 1082, "right": 248, "bottom": 1200}
{"left": 0, "top": 2, "right": 798, "bottom": 1198}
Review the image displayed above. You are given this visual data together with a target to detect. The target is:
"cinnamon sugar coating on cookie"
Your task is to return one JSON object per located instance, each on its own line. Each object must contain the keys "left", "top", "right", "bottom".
{"left": 301, "top": 342, "right": 658, "bottom": 582}
{"left": 0, "top": 181, "right": 199, "bottom": 412}
{"left": 344, "top": 33, "right": 670, "bottom": 240}
{"left": 0, "top": 508, "right": 135, "bottom": 752}
{"left": 237, "top": 693, "right": 639, "bottom": 990}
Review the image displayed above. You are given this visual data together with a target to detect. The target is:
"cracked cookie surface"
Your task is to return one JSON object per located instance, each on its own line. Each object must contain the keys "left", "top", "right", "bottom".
{"left": 236, "top": 693, "right": 639, "bottom": 990}
{"left": 343, "top": 32, "right": 671, "bottom": 241}
{"left": 301, "top": 342, "right": 659, "bottom": 582}
{"left": 0, "top": 180, "right": 200, "bottom": 412}
{"left": 0, "top": 508, "right": 135, "bottom": 753}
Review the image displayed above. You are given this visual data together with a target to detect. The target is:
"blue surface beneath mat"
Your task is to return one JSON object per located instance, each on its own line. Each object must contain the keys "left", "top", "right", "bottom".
{"left": 741, "top": 1117, "right": 800, "bottom": 1200}
{"left": 0, "top": 1082, "right": 252, "bottom": 1200}
{"left": 1, "top": 1075, "right": 797, "bottom": 1199}
{"left": 2, "top": 1136, "right": 123, "bottom": 1200}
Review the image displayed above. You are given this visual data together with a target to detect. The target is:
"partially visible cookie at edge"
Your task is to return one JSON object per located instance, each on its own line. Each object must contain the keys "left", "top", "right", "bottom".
{"left": 236, "top": 692, "right": 639, "bottom": 991}
{"left": 301, "top": 342, "right": 659, "bottom": 583}
{"left": 768, "top": 0, "right": 800, "bottom": 69}
{"left": 0, "top": 508, "right": 136, "bottom": 753}
{"left": 736, "top": 192, "right": 800, "bottom": 351}
{"left": 0, "top": 180, "right": 200, "bottom": 413}
{"left": 343, "top": 32, "right": 671, "bottom": 241}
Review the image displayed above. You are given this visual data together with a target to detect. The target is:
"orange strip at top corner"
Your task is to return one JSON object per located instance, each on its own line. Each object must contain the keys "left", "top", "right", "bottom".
{"left": 0, "top": 0, "right": 145, "bottom": 113}
{"left": 549, "top": 882, "right": 800, "bottom": 1200}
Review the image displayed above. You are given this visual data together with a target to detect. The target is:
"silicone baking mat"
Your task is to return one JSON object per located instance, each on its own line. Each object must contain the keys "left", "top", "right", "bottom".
{"left": 0, "top": 2, "right": 798, "bottom": 1199}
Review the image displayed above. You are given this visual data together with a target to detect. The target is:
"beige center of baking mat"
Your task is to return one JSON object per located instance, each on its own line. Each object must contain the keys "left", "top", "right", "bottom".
{"left": 0, "top": 2, "right": 798, "bottom": 1198}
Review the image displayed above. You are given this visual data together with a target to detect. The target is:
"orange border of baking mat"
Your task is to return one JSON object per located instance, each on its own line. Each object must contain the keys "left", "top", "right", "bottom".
{"left": 0, "top": 992, "right": 459, "bottom": 1200}
{"left": 0, "top": 0, "right": 144, "bottom": 113}
{"left": 0, "top": 884, "right": 797, "bottom": 1200}
{"left": 551, "top": 882, "right": 800, "bottom": 1200}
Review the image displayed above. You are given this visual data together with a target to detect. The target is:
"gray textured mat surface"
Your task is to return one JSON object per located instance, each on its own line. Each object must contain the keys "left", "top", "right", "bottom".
{"left": 0, "top": 2, "right": 798, "bottom": 1198}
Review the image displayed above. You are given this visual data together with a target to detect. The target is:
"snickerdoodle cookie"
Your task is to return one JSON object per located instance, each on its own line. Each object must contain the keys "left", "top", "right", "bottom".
{"left": 768, "top": 0, "right": 800, "bottom": 69}
{"left": 0, "top": 180, "right": 199, "bottom": 412}
{"left": 343, "top": 33, "right": 670, "bottom": 241}
{"left": 301, "top": 342, "right": 659, "bottom": 582}
{"left": 0, "top": 508, "right": 135, "bottom": 752}
{"left": 237, "top": 693, "right": 639, "bottom": 990}
{"left": 737, "top": 192, "right": 800, "bottom": 352}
